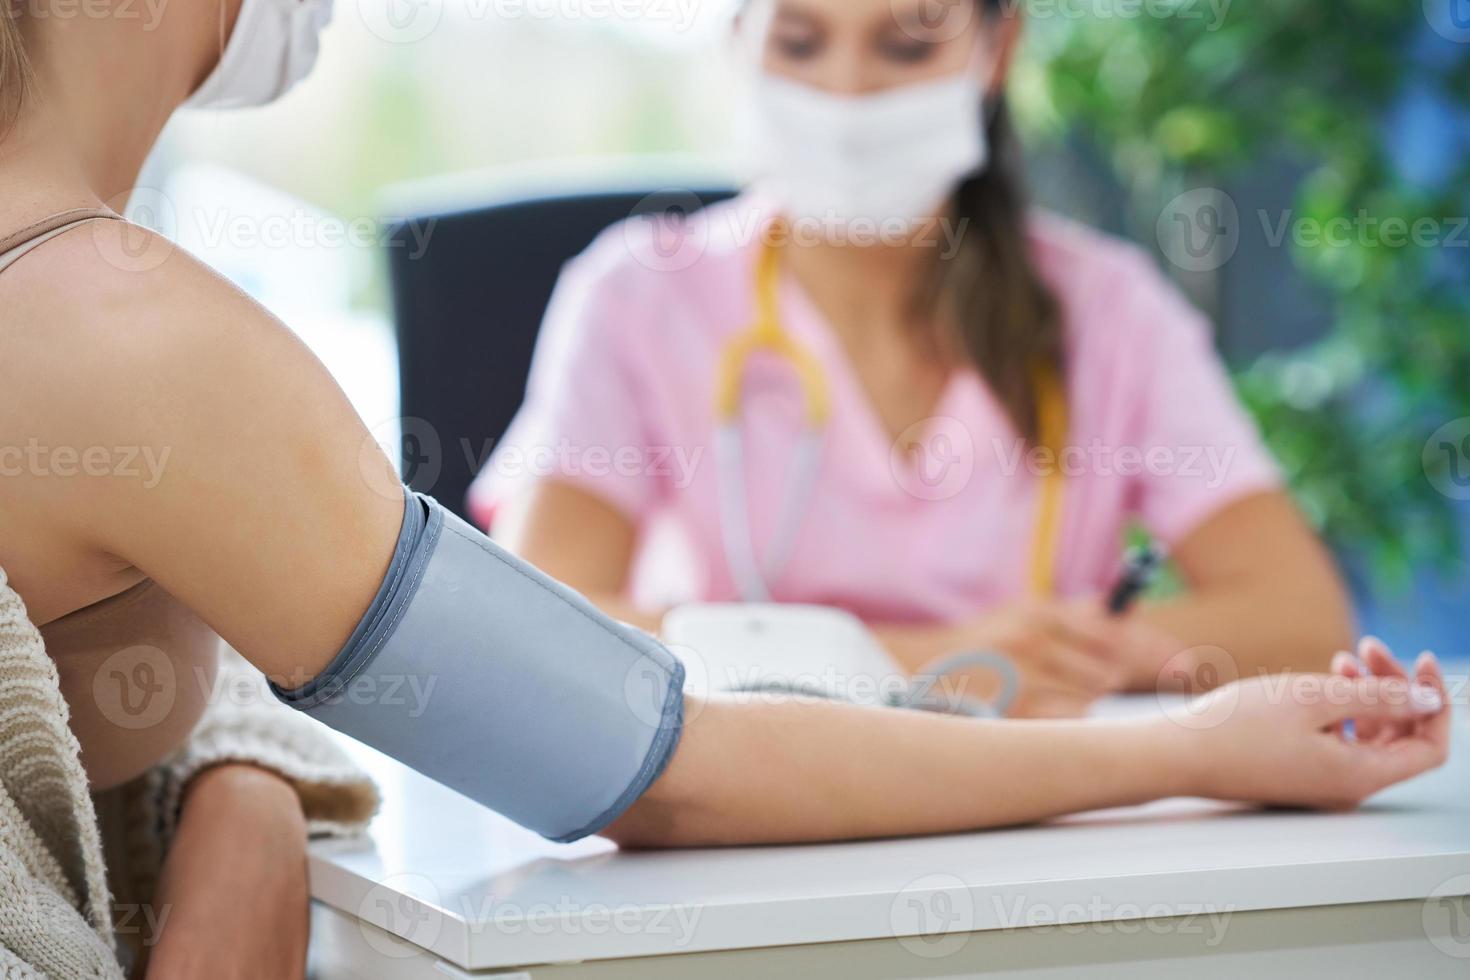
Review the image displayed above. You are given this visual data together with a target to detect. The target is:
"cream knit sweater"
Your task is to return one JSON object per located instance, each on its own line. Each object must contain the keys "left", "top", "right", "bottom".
{"left": 0, "top": 566, "right": 380, "bottom": 977}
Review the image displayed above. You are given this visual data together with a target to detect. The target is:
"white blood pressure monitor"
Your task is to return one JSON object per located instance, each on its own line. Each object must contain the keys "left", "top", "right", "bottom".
{"left": 662, "top": 603, "right": 1018, "bottom": 717}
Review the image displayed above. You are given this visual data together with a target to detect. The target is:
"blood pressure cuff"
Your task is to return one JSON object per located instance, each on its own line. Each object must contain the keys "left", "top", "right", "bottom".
{"left": 270, "top": 491, "right": 686, "bottom": 843}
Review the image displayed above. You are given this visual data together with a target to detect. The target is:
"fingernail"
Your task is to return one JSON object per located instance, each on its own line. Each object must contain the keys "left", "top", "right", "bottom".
{"left": 1331, "top": 651, "right": 1358, "bottom": 673}
{"left": 1411, "top": 685, "right": 1444, "bottom": 713}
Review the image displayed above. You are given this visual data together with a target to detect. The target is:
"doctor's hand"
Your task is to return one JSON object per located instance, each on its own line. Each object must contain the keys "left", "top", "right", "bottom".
{"left": 1171, "top": 645, "right": 1450, "bottom": 809}
{"left": 883, "top": 599, "right": 1175, "bottom": 719}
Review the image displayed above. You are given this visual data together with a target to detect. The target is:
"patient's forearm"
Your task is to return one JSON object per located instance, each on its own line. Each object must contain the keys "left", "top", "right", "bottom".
{"left": 606, "top": 698, "right": 1190, "bottom": 847}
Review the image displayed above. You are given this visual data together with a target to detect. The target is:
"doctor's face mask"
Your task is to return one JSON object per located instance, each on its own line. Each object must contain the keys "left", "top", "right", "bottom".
{"left": 186, "top": 0, "right": 335, "bottom": 109}
{"left": 740, "top": 0, "right": 995, "bottom": 228}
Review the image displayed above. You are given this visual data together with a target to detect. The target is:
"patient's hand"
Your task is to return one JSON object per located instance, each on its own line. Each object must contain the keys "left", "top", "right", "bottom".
{"left": 1175, "top": 641, "right": 1450, "bottom": 808}
{"left": 145, "top": 764, "right": 309, "bottom": 980}
{"left": 1331, "top": 636, "right": 1450, "bottom": 745}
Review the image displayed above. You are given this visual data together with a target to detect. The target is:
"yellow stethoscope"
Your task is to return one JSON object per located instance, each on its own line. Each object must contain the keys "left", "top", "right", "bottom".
{"left": 713, "top": 232, "right": 1069, "bottom": 603}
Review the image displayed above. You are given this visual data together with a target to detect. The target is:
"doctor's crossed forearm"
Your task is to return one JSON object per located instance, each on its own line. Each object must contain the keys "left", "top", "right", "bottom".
{"left": 870, "top": 492, "right": 1355, "bottom": 711}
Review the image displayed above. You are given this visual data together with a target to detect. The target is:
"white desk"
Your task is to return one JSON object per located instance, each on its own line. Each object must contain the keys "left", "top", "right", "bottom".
{"left": 309, "top": 698, "right": 1470, "bottom": 978}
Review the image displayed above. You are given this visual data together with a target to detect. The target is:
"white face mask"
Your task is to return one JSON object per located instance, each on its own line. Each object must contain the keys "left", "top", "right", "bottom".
{"left": 185, "top": 0, "right": 334, "bottom": 110}
{"left": 751, "top": 71, "right": 989, "bottom": 229}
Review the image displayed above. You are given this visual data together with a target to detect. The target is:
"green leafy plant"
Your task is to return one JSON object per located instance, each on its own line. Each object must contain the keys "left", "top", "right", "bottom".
{"left": 1016, "top": 1, "right": 1470, "bottom": 587}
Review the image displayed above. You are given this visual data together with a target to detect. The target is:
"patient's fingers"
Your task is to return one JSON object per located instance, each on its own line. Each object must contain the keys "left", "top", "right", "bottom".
{"left": 1331, "top": 651, "right": 1362, "bottom": 740}
{"left": 1414, "top": 651, "right": 1452, "bottom": 753}
{"left": 1331, "top": 641, "right": 1452, "bottom": 752}
{"left": 1343, "top": 653, "right": 1452, "bottom": 794}
{"left": 1310, "top": 675, "right": 1445, "bottom": 729}
{"left": 1358, "top": 636, "right": 1414, "bottom": 743}
{"left": 1360, "top": 636, "right": 1408, "bottom": 681}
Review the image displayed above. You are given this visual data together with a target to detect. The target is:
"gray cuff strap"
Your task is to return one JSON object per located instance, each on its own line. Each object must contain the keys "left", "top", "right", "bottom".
{"left": 272, "top": 492, "right": 685, "bottom": 843}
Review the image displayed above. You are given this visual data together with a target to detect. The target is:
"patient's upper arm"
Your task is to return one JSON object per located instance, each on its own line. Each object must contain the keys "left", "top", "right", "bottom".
{"left": 4, "top": 221, "right": 404, "bottom": 682}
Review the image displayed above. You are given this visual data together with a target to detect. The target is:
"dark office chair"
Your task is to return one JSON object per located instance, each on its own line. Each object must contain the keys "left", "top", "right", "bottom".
{"left": 383, "top": 186, "right": 738, "bottom": 524}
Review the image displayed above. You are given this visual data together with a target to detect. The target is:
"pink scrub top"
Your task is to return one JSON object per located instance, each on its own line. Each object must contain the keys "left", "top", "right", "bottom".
{"left": 470, "top": 195, "right": 1281, "bottom": 625}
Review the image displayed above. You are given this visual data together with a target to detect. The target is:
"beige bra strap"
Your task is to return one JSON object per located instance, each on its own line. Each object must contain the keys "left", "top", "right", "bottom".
{"left": 0, "top": 207, "right": 124, "bottom": 276}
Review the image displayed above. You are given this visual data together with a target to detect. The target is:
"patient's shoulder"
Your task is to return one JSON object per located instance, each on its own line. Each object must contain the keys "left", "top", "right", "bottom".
{"left": 1, "top": 219, "right": 327, "bottom": 447}
{"left": 5, "top": 217, "right": 288, "bottom": 346}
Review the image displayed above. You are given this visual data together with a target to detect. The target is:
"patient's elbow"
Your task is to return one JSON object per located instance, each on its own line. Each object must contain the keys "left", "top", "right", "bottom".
{"left": 600, "top": 797, "right": 688, "bottom": 850}
{"left": 600, "top": 752, "right": 711, "bottom": 849}
{"left": 601, "top": 696, "right": 728, "bottom": 849}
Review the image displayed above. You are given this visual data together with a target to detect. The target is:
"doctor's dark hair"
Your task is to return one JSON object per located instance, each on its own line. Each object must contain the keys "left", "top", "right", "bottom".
{"left": 933, "top": 92, "right": 1064, "bottom": 444}
{"left": 928, "top": 0, "right": 1064, "bottom": 445}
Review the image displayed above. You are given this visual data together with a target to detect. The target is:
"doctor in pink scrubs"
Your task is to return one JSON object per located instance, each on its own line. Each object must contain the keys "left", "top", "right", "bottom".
{"left": 472, "top": 0, "right": 1354, "bottom": 717}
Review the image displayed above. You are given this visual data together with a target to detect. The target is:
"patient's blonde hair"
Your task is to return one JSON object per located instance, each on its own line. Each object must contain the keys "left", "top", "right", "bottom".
{"left": 1, "top": 2, "right": 30, "bottom": 136}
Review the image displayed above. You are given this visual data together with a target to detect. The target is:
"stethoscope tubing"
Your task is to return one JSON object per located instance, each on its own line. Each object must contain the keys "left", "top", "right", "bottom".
{"left": 716, "top": 422, "right": 825, "bottom": 603}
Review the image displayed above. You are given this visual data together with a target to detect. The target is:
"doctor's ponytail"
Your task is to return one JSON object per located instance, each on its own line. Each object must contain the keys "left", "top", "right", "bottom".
{"left": 904, "top": 0, "right": 1064, "bottom": 446}
{"left": 935, "top": 95, "right": 1065, "bottom": 445}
